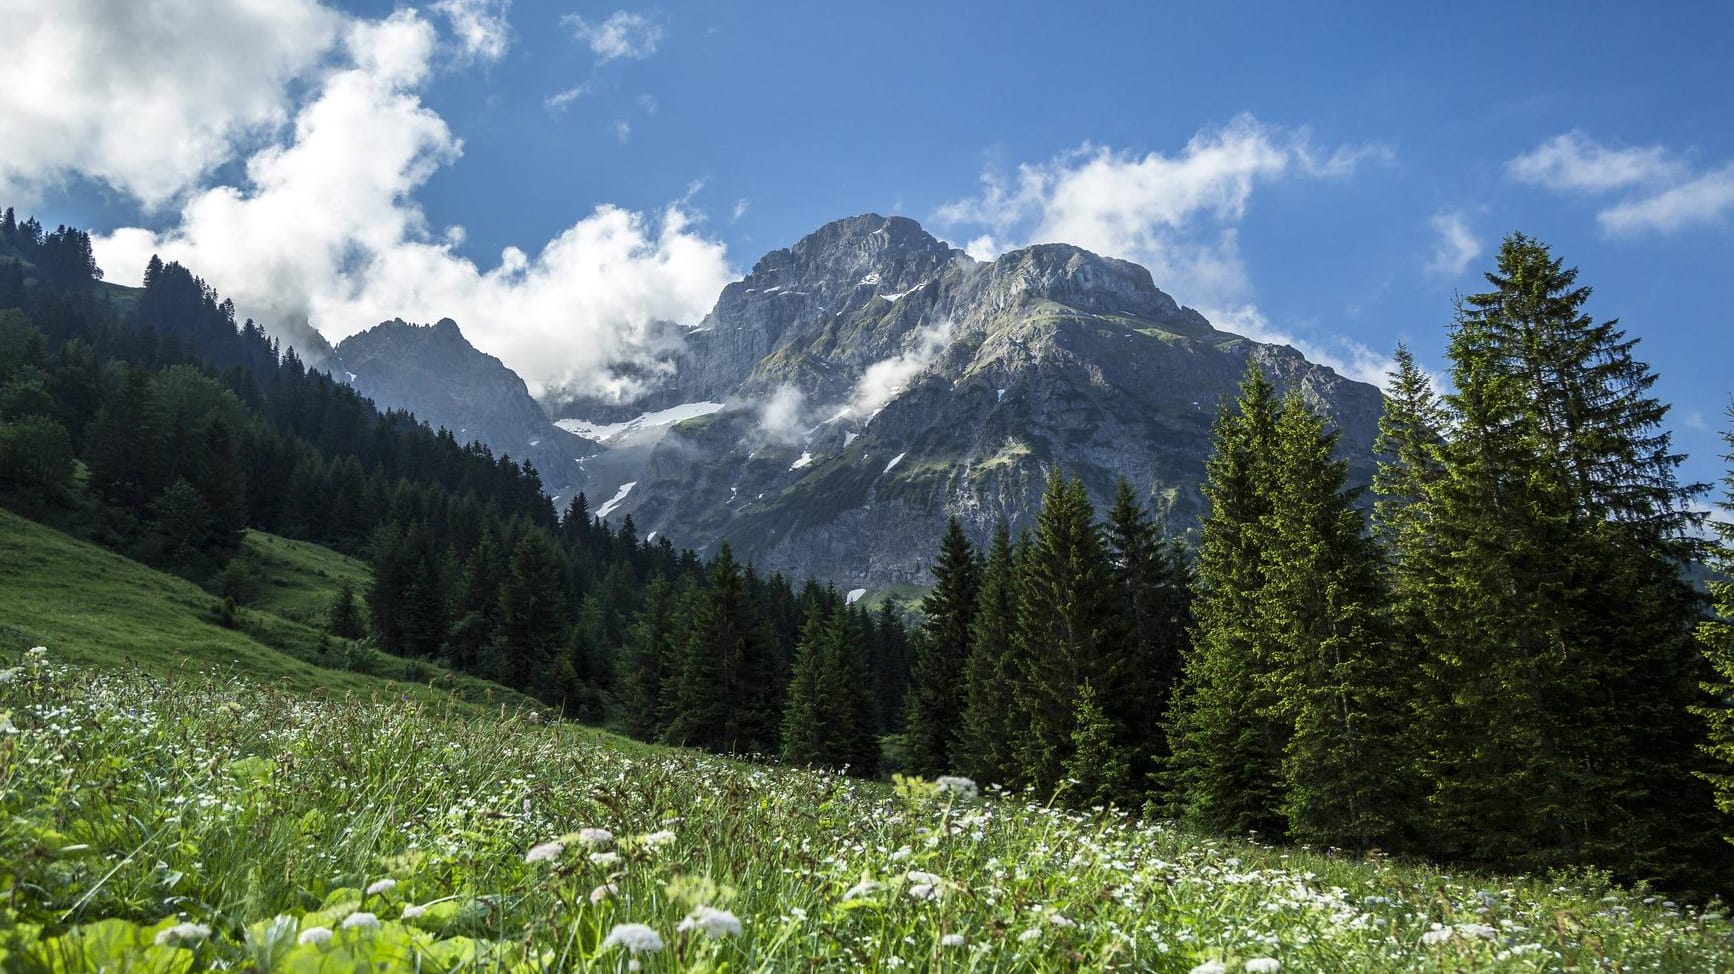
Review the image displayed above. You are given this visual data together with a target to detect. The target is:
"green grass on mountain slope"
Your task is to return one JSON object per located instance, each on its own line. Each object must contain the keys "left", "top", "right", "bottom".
{"left": 2, "top": 651, "right": 1731, "bottom": 972}
{"left": 0, "top": 508, "right": 532, "bottom": 710}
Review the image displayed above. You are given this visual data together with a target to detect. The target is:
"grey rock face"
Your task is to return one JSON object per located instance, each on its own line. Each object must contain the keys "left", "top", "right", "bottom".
{"left": 565, "top": 214, "right": 1386, "bottom": 589}
{"left": 334, "top": 318, "right": 594, "bottom": 503}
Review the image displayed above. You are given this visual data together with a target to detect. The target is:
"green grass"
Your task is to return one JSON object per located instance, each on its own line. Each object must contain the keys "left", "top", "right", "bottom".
{"left": 1, "top": 652, "right": 1731, "bottom": 972}
{"left": 234, "top": 530, "right": 373, "bottom": 628}
{"left": 0, "top": 508, "right": 533, "bottom": 710}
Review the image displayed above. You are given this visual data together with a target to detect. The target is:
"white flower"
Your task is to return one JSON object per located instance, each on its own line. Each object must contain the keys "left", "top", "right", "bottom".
{"left": 1017, "top": 928, "right": 1042, "bottom": 942}
{"left": 935, "top": 775, "right": 979, "bottom": 798}
{"left": 341, "top": 912, "right": 380, "bottom": 930}
{"left": 1420, "top": 928, "right": 1454, "bottom": 946}
{"left": 641, "top": 829, "right": 677, "bottom": 848}
{"left": 297, "top": 926, "right": 334, "bottom": 946}
{"left": 589, "top": 851, "right": 622, "bottom": 866}
{"left": 400, "top": 904, "right": 426, "bottom": 919}
{"left": 590, "top": 883, "right": 618, "bottom": 904}
{"left": 941, "top": 933, "right": 966, "bottom": 947}
{"left": 601, "top": 923, "right": 665, "bottom": 954}
{"left": 577, "top": 828, "right": 614, "bottom": 846}
{"left": 1458, "top": 922, "right": 1498, "bottom": 940}
{"left": 525, "top": 841, "right": 564, "bottom": 863}
{"left": 366, "top": 878, "right": 397, "bottom": 895}
{"left": 1245, "top": 960, "right": 1281, "bottom": 973}
{"left": 905, "top": 870, "right": 943, "bottom": 886}
{"left": 1190, "top": 963, "right": 1227, "bottom": 974}
{"left": 0, "top": 667, "right": 20, "bottom": 684}
{"left": 1047, "top": 913, "right": 1076, "bottom": 928}
{"left": 153, "top": 922, "right": 211, "bottom": 946}
{"left": 26, "top": 646, "right": 47, "bottom": 659}
{"left": 678, "top": 906, "right": 742, "bottom": 939}
{"left": 843, "top": 879, "right": 883, "bottom": 900}
{"left": 907, "top": 883, "right": 938, "bottom": 901}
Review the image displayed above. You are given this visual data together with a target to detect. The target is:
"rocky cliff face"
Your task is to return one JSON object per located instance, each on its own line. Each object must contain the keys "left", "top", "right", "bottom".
{"left": 557, "top": 214, "right": 1386, "bottom": 590}
{"left": 334, "top": 318, "right": 594, "bottom": 502}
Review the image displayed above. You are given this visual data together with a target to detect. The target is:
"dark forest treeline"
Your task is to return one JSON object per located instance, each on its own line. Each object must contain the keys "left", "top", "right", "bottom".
{"left": 0, "top": 206, "right": 909, "bottom": 762}
{"left": 897, "top": 232, "right": 1734, "bottom": 896}
{"left": 7, "top": 211, "right": 1734, "bottom": 896}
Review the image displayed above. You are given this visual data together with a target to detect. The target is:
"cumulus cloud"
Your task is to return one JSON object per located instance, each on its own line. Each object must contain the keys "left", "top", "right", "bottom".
{"left": 1507, "top": 131, "right": 1734, "bottom": 236}
{"left": 564, "top": 10, "right": 663, "bottom": 62}
{"left": 1597, "top": 165, "right": 1734, "bottom": 235}
{"left": 1207, "top": 304, "right": 1395, "bottom": 389}
{"left": 92, "top": 7, "right": 734, "bottom": 401}
{"left": 0, "top": 0, "right": 340, "bottom": 207}
{"left": 433, "top": 0, "right": 512, "bottom": 61}
{"left": 935, "top": 115, "right": 1387, "bottom": 302}
{"left": 848, "top": 319, "right": 956, "bottom": 420}
{"left": 936, "top": 115, "right": 1395, "bottom": 386}
{"left": 1425, "top": 211, "right": 1481, "bottom": 277}
{"left": 1507, "top": 131, "right": 1681, "bottom": 193}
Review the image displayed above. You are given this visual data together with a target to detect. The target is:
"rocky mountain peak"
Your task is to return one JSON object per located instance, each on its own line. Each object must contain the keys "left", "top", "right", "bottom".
{"left": 980, "top": 243, "right": 1207, "bottom": 329}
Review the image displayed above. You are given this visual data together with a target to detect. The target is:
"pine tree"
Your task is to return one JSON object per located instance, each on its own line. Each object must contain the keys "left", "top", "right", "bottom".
{"left": 620, "top": 573, "right": 680, "bottom": 740}
{"left": 1167, "top": 366, "right": 1288, "bottom": 837}
{"left": 1696, "top": 411, "right": 1734, "bottom": 849}
{"left": 493, "top": 530, "right": 570, "bottom": 694}
{"left": 1103, "top": 477, "right": 1192, "bottom": 798}
{"left": 1261, "top": 393, "right": 1409, "bottom": 849}
{"left": 1009, "top": 471, "right": 1127, "bottom": 799}
{"left": 958, "top": 523, "right": 1020, "bottom": 785}
{"left": 780, "top": 607, "right": 831, "bottom": 768}
{"left": 1063, "top": 682, "right": 1132, "bottom": 808}
{"left": 903, "top": 518, "right": 981, "bottom": 776}
{"left": 327, "top": 578, "right": 366, "bottom": 639}
{"left": 868, "top": 600, "right": 911, "bottom": 733}
{"left": 1418, "top": 233, "right": 1721, "bottom": 887}
{"left": 664, "top": 544, "right": 781, "bottom": 755}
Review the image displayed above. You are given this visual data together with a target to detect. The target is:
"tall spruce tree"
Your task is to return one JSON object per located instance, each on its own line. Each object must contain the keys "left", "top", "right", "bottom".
{"left": 1261, "top": 393, "right": 1408, "bottom": 849}
{"left": 664, "top": 544, "right": 781, "bottom": 755}
{"left": 1103, "top": 477, "right": 1192, "bottom": 798}
{"left": 781, "top": 603, "right": 879, "bottom": 775}
{"left": 903, "top": 518, "right": 981, "bottom": 776}
{"left": 1417, "top": 233, "right": 1721, "bottom": 888}
{"left": 958, "top": 523, "right": 1021, "bottom": 785}
{"left": 1009, "top": 471, "right": 1127, "bottom": 799}
{"left": 1696, "top": 411, "right": 1734, "bottom": 849}
{"left": 1167, "top": 366, "right": 1288, "bottom": 836}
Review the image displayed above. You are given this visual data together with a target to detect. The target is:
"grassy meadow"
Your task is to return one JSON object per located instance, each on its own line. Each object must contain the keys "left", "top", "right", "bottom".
{"left": 3, "top": 510, "right": 1733, "bottom": 971}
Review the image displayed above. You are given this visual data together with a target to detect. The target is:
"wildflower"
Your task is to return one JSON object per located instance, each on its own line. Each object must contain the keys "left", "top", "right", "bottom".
{"left": 601, "top": 923, "right": 665, "bottom": 954}
{"left": 905, "top": 870, "right": 942, "bottom": 885}
{"left": 341, "top": 912, "right": 380, "bottom": 931}
{"left": 941, "top": 933, "right": 966, "bottom": 947}
{"left": 1047, "top": 913, "right": 1076, "bottom": 928}
{"left": 642, "top": 829, "right": 677, "bottom": 848}
{"left": 366, "top": 878, "right": 397, "bottom": 895}
{"left": 578, "top": 828, "right": 614, "bottom": 846}
{"left": 590, "top": 851, "right": 622, "bottom": 866}
{"left": 935, "top": 775, "right": 979, "bottom": 799}
{"left": 526, "top": 841, "right": 564, "bottom": 863}
{"left": 590, "top": 883, "right": 619, "bottom": 904}
{"left": 0, "top": 713, "right": 15, "bottom": 735}
{"left": 298, "top": 926, "right": 334, "bottom": 946}
{"left": 1420, "top": 927, "right": 1453, "bottom": 946}
{"left": 401, "top": 904, "right": 426, "bottom": 919}
{"left": 678, "top": 906, "right": 742, "bottom": 939}
{"left": 1245, "top": 959, "right": 1281, "bottom": 973}
{"left": 1190, "top": 963, "right": 1227, "bottom": 974}
{"left": 0, "top": 667, "right": 19, "bottom": 684}
{"left": 153, "top": 922, "right": 211, "bottom": 947}
{"left": 843, "top": 879, "right": 883, "bottom": 900}
{"left": 1018, "top": 928, "right": 1042, "bottom": 942}
{"left": 26, "top": 646, "right": 47, "bottom": 659}
{"left": 1458, "top": 922, "right": 1497, "bottom": 940}
{"left": 907, "top": 883, "right": 938, "bottom": 901}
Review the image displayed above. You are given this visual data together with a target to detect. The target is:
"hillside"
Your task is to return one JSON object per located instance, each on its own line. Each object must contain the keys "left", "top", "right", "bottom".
{"left": 1, "top": 651, "right": 1730, "bottom": 971}
{"left": 0, "top": 508, "right": 536, "bottom": 710}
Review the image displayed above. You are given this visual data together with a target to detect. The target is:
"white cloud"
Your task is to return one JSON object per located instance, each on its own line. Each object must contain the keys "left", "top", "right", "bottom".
{"left": 1425, "top": 211, "right": 1481, "bottom": 277}
{"left": 848, "top": 319, "right": 956, "bottom": 420}
{"left": 433, "top": 0, "right": 512, "bottom": 62}
{"left": 1507, "top": 131, "right": 1734, "bottom": 236}
{"left": 1205, "top": 304, "right": 1395, "bottom": 388}
{"left": 0, "top": 0, "right": 340, "bottom": 207}
{"left": 757, "top": 385, "right": 808, "bottom": 445}
{"left": 935, "top": 115, "right": 1394, "bottom": 386}
{"left": 544, "top": 84, "right": 590, "bottom": 111}
{"left": 1597, "top": 165, "right": 1734, "bottom": 235}
{"left": 92, "top": 7, "right": 734, "bottom": 401}
{"left": 934, "top": 115, "right": 1386, "bottom": 307}
{"left": 1506, "top": 131, "right": 1681, "bottom": 193}
{"left": 731, "top": 198, "right": 750, "bottom": 221}
{"left": 613, "top": 120, "right": 633, "bottom": 143}
{"left": 564, "top": 10, "right": 663, "bottom": 62}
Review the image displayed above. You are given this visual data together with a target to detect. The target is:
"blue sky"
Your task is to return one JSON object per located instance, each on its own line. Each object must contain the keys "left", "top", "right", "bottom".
{"left": 6, "top": 1, "right": 1733, "bottom": 491}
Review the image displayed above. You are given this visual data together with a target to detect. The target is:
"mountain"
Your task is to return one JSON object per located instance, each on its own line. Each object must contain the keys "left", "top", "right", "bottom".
{"left": 333, "top": 317, "right": 595, "bottom": 503}
{"left": 552, "top": 214, "right": 1386, "bottom": 589}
